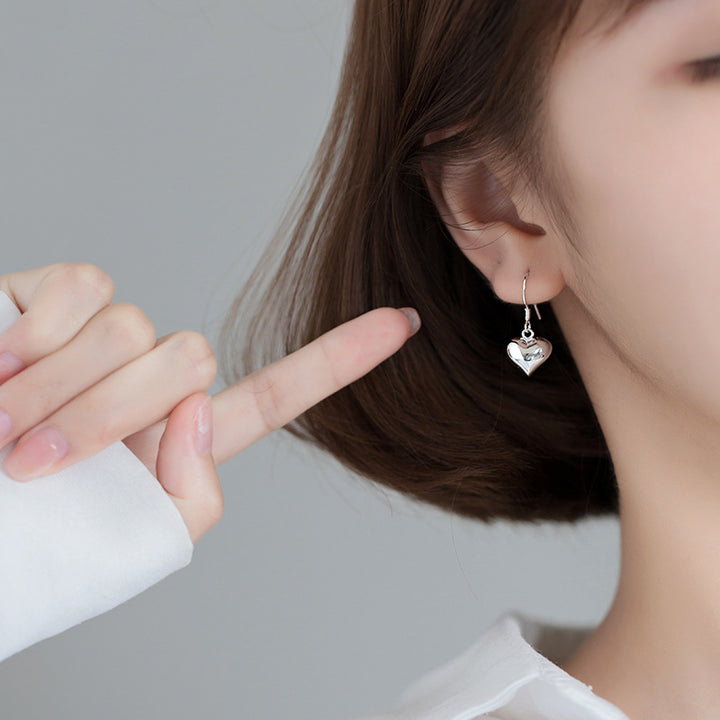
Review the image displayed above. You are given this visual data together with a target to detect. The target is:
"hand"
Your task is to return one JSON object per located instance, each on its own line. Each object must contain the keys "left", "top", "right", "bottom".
{"left": 0, "top": 263, "right": 419, "bottom": 543}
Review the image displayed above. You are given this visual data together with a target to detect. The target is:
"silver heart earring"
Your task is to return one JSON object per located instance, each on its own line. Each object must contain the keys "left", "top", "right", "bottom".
{"left": 506, "top": 270, "right": 553, "bottom": 377}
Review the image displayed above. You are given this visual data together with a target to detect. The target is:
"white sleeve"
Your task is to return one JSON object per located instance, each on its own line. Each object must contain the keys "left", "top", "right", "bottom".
{"left": 0, "top": 290, "right": 194, "bottom": 662}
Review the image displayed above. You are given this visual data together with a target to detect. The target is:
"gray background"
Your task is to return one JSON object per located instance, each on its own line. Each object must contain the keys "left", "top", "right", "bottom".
{"left": 0, "top": 2, "right": 621, "bottom": 719}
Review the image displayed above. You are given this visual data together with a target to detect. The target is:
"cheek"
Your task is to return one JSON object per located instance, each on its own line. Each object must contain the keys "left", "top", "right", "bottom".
{"left": 549, "top": 74, "right": 720, "bottom": 414}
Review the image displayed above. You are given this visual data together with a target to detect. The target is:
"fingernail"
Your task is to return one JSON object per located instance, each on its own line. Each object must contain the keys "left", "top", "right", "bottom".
{"left": 194, "top": 397, "right": 213, "bottom": 456}
{"left": 0, "top": 351, "right": 25, "bottom": 384}
{"left": 4, "top": 426, "right": 69, "bottom": 482}
{"left": 397, "top": 307, "right": 421, "bottom": 336}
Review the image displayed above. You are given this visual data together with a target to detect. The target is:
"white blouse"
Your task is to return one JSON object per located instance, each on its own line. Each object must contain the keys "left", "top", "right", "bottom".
{"left": 354, "top": 611, "right": 632, "bottom": 720}
{"left": 0, "top": 291, "right": 193, "bottom": 662}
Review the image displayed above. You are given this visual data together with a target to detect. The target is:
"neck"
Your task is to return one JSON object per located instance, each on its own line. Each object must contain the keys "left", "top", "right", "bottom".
{"left": 552, "top": 288, "right": 720, "bottom": 720}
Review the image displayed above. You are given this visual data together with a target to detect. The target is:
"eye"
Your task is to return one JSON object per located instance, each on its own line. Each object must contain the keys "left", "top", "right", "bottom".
{"left": 689, "top": 56, "right": 720, "bottom": 82}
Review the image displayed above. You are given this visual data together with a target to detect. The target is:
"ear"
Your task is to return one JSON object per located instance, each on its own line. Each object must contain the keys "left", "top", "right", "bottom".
{"left": 421, "top": 129, "right": 565, "bottom": 308}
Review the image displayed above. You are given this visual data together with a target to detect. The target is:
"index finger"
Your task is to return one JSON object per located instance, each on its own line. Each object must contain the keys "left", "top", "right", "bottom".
{"left": 210, "top": 307, "right": 419, "bottom": 466}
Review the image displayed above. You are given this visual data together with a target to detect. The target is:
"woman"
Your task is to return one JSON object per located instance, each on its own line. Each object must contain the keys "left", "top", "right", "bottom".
{"left": 1, "top": 0, "right": 711, "bottom": 717}
{"left": 218, "top": 0, "right": 717, "bottom": 717}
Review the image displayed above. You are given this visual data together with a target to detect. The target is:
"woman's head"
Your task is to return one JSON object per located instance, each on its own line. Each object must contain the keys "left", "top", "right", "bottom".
{"left": 218, "top": 0, "right": 679, "bottom": 524}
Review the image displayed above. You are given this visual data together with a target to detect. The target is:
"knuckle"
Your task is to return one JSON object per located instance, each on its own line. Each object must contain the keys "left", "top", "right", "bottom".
{"left": 172, "top": 330, "right": 217, "bottom": 385}
{"left": 63, "top": 263, "right": 115, "bottom": 303}
{"left": 202, "top": 486, "right": 225, "bottom": 526}
{"left": 25, "top": 313, "right": 67, "bottom": 349}
{"left": 102, "top": 302, "right": 157, "bottom": 351}
{"left": 93, "top": 411, "right": 122, "bottom": 447}
{"left": 317, "top": 335, "right": 342, "bottom": 389}
{"left": 21, "top": 376, "right": 59, "bottom": 419}
{"left": 249, "top": 371, "right": 284, "bottom": 434}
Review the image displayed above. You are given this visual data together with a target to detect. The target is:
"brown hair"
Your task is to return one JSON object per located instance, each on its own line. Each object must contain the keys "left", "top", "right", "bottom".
{"left": 218, "top": 0, "right": 656, "bottom": 524}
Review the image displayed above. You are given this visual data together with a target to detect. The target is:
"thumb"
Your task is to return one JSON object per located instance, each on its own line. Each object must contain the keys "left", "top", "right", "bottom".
{"left": 156, "top": 392, "right": 224, "bottom": 544}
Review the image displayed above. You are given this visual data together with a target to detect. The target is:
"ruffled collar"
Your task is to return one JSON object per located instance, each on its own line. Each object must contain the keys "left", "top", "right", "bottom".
{"left": 368, "top": 611, "right": 631, "bottom": 720}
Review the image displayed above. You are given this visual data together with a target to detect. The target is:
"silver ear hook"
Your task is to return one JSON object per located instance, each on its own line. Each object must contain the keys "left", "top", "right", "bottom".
{"left": 522, "top": 272, "right": 542, "bottom": 321}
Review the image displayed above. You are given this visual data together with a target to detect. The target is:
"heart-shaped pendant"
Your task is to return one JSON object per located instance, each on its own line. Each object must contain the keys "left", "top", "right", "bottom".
{"left": 506, "top": 336, "right": 552, "bottom": 377}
